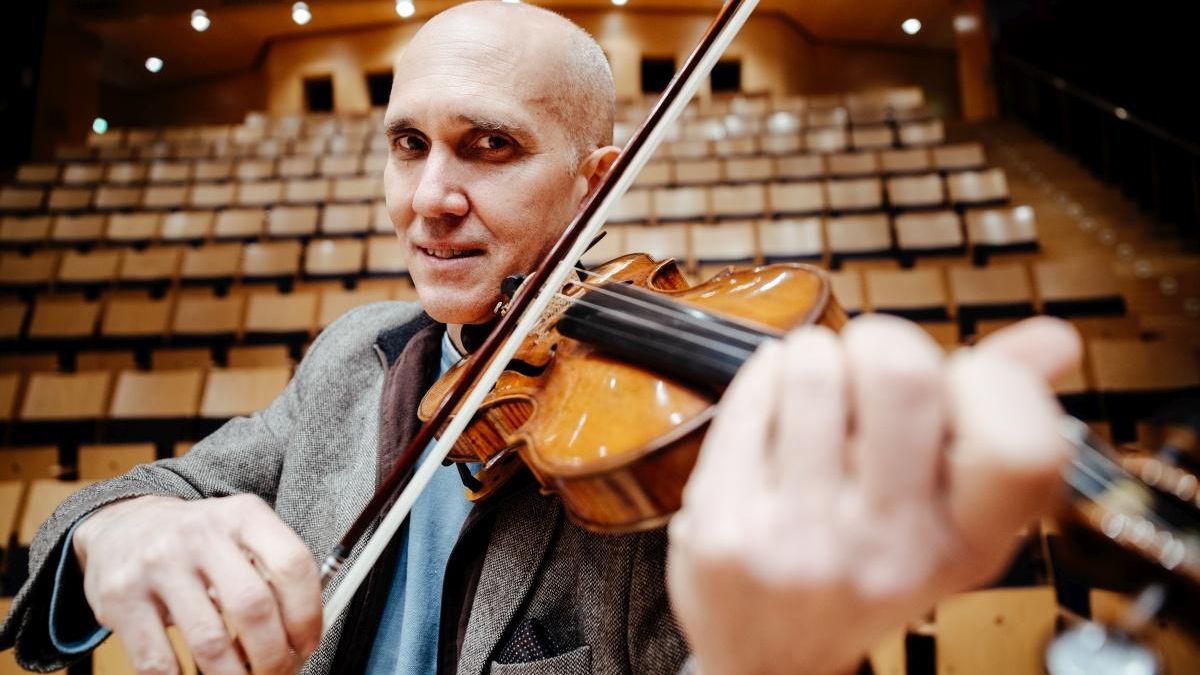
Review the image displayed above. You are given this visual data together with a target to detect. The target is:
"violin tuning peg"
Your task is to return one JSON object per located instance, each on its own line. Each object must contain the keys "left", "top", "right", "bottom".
{"left": 501, "top": 274, "right": 526, "bottom": 299}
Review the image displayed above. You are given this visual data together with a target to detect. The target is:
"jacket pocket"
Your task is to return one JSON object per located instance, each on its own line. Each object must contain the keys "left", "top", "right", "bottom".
{"left": 489, "top": 644, "right": 592, "bottom": 675}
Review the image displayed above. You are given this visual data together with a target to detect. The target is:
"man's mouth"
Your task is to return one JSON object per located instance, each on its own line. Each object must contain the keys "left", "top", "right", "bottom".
{"left": 418, "top": 246, "right": 484, "bottom": 260}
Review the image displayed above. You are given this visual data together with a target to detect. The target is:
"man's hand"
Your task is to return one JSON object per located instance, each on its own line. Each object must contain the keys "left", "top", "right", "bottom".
{"left": 668, "top": 315, "right": 1080, "bottom": 675}
{"left": 73, "top": 494, "right": 323, "bottom": 675}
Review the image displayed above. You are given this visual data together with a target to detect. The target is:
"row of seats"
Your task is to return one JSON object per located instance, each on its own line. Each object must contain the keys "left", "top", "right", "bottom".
{"left": 16, "top": 153, "right": 391, "bottom": 185}
{"left": 614, "top": 118, "right": 945, "bottom": 152}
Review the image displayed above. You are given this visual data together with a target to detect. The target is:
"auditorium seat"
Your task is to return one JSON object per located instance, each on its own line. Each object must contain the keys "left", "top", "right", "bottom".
{"left": 805, "top": 127, "right": 849, "bottom": 154}
{"left": 193, "top": 159, "right": 234, "bottom": 182}
{"left": 198, "top": 366, "right": 291, "bottom": 433}
{"left": 760, "top": 133, "right": 802, "bottom": 156}
{"left": 267, "top": 205, "right": 320, "bottom": 238}
{"left": 0, "top": 186, "right": 44, "bottom": 212}
{"left": 317, "top": 287, "right": 391, "bottom": 329}
{"left": 825, "top": 178, "right": 883, "bottom": 212}
{"left": 76, "top": 349, "right": 136, "bottom": 371}
{"left": 332, "top": 175, "right": 381, "bottom": 202}
{"left": 894, "top": 210, "right": 964, "bottom": 266}
{"left": 948, "top": 263, "right": 1035, "bottom": 337}
{"left": 898, "top": 119, "right": 945, "bottom": 146}
{"left": 653, "top": 187, "right": 707, "bottom": 222}
{"left": 0, "top": 216, "right": 51, "bottom": 248}
{"left": 46, "top": 187, "right": 93, "bottom": 212}
{"left": 15, "top": 163, "right": 59, "bottom": 184}
{"left": 228, "top": 344, "right": 294, "bottom": 368}
{"left": 108, "top": 369, "right": 205, "bottom": 444}
{"left": 1088, "top": 338, "right": 1200, "bottom": 440}
{"left": 932, "top": 143, "right": 986, "bottom": 171}
{"left": 366, "top": 235, "right": 410, "bottom": 276}
{"left": 768, "top": 181, "right": 825, "bottom": 216}
{"left": 160, "top": 210, "right": 214, "bottom": 243}
{"left": 0, "top": 302, "right": 26, "bottom": 342}
{"left": 775, "top": 154, "right": 824, "bottom": 181}
{"left": 608, "top": 189, "right": 650, "bottom": 224}
{"left": 27, "top": 297, "right": 101, "bottom": 345}
{"left": 849, "top": 126, "right": 894, "bottom": 150}
{"left": 189, "top": 181, "right": 236, "bottom": 209}
{"left": 180, "top": 243, "right": 241, "bottom": 288}
{"left": 320, "top": 154, "right": 363, "bottom": 178}
{"left": 94, "top": 185, "right": 143, "bottom": 211}
{"left": 305, "top": 238, "right": 365, "bottom": 280}
{"left": 826, "top": 213, "right": 892, "bottom": 268}
{"left": 633, "top": 161, "right": 671, "bottom": 189}
{"left": 54, "top": 144, "right": 92, "bottom": 161}
{"left": 947, "top": 168, "right": 1010, "bottom": 206}
{"left": 117, "top": 247, "right": 181, "bottom": 290}
{"left": 279, "top": 156, "right": 317, "bottom": 179}
{"left": 826, "top": 152, "right": 878, "bottom": 178}
{"left": 0, "top": 373, "right": 19, "bottom": 436}
{"left": 321, "top": 203, "right": 371, "bottom": 236}
{"left": 49, "top": 213, "right": 105, "bottom": 246}
{"left": 885, "top": 174, "right": 945, "bottom": 209}
{"left": 724, "top": 156, "right": 773, "bottom": 183}
{"left": 0, "top": 251, "right": 60, "bottom": 291}
{"left": 624, "top": 224, "right": 689, "bottom": 264}
{"left": 714, "top": 137, "right": 759, "bottom": 158}
{"left": 148, "top": 160, "right": 191, "bottom": 183}
{"left": 805, "top": 107, "right": 847, "bottom": 128}
{"left": 1033, "top": 259, "right": 1126, "bottom": 316}
{"left": 879, "top": 147, "right": 932, "bottom": 175}
{"left": 240, "top": 240, "right": 301, "bottom": 288}
{"left": 77, "top": 443, "right": 157, "bottom": 479}
{"left": 827, "top": 269, "right": 864, "bottom": 315}
{"left": 0, "top": 446, "right": 59, "bottom": 484}
{"left": 106, "top": 212, "right": 160, "bottom": 245}
{"left": 758, "top": 217, "right": 822, "bottom": 263}
{"left": 579, "top": 225, "right": 626, "bottom": 268}
{"left": 674, "top": 159, "right": 722, "bottom": 186}
{"left": 101, "top": 296, "right": 172, "bottom": 346}
{"left": 61, "top": 163, "right": 104, "bottom": 186}
{"left": 666, "top": 139, "right": 709, "bottom": 160}
{"left": 18, "top": 479, "right": 95, "bottom": 549}
{"left": 363, "top": 152, "right": 388, "bottom": 176}
{"left": 865, "top": 268, "right": 949, "bottom": 321}
{"left": 16, "top": 371, "right": 112, "bottom": 444}
{"left": 141, "top": 184, "right": 189, "bottom": 210}
{"left": 935, "top": 588, "right": 1057, "bottom": 675}
{"left": 151, "top": 347, "right": 213, "bottom": 370}
{"left": 171, "top": 292, "right": 245, "bottom": 345}
{"left": 213, "top": 207, "right": 265, "bottom": 240}
{"left": 285, "top": 178, "right": 330, "bottom": 204}
{"left": 56, "top": 249, "right": 122, "bottom": 289}
{"left": 236, "top": 158, "right": 276, "bottom": 181}
{"left": 711, "top": 184, "right": 765, "bottom": 219}
{"left": 966, "top": 205, "right": 1039, "bottom": 265}
{"left": 244, "top": 290, "right": 317, "bottom": 350}
{"left": 690, "top": 221, "right": 755, "bottom": 264}
{"left": 237, "top": 180, "right": 283, "bottom": 207}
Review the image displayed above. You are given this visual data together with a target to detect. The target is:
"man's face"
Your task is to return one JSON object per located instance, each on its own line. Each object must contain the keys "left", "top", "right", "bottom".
{"left": 383, "top": 15, "right": 596, "bottom": 325}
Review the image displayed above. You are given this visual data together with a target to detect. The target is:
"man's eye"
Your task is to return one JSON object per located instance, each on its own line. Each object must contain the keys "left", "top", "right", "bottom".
{"left": 473, "top": 135, "right": 511, "bottom": 151}
{"left": 395, "top": 135, "right": 428, "bottom": 152}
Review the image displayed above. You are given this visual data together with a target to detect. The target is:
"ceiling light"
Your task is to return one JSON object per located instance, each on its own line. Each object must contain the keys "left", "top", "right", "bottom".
{"left": 92, "top": 118, "right": 109, "bottom": 134}
{"left": 612, "top": 0, "right": 628, "bottom": 5}
{"left": 145, "top": 57, "right": 164, "bottom": 73}
{"left": 396, "top": 0, "right": 415, "bottom": 18}
{"left": 901, "top": 18, "right": 922, "bottom": 35}
{"left": 501, "top": 0, "right": 520, "bottom": 4}
{"left": 952, "top": 14, "right": 978, "bottom": 33}
{"left": 191, "top": 9, "right": 210, "bottom": 32}
{"left": 292, "top": 1, "right": 312, "bottom": 25}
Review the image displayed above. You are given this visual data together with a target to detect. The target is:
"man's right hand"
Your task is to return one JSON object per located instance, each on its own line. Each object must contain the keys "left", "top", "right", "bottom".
{"left": 72, "top": 494, "right": 323, "bottom": 675}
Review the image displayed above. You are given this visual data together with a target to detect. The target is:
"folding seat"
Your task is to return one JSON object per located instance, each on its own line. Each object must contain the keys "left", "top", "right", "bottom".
{"left": 242, "top": 241, "right": 301, "bottom": 289}
{"left": 244, "top": 290, "right": 318, "bottom": 358}
{"left": 91, "top": 185, "right": 141, "bottom": 212}
{"left": 141, "top": 185, "right": 189, "bottom": 210}
{"left": 1034, "top": 259, "right": 1126, "bottom": 317}
{"left": 188, "top": 182, "right": 236, "bottom": 210}
{"left": 14, "top": 371, "right": 112, "bottom": 444}
{"left": 60, "top": 163, "right": 105, "bottom": 186}
{"left": 50, "top": 213, "right": 106, "bottom": 247}
{"left": 760, "top": 133, "right": 802, "bottom": 156}
{"left": 947, "top": 168, "right": 1010, "bottom": 206}
{"left": 758, "top": 217, "right": 822, "bottom": 263}
{"left": 932, "top": 143, "right": 986, "bottom": 172}
{"left": 965, "top": 205, "right": 1039, "bottom": 265}
{"left": 77, "top": 443, "right": 158, "bottom": 479}
{"left": 328, "top": 135, "right": 367, "bottom": 156}
{"left": 898, "top": 119, "right": 945, "bottom": 146}
{"left": 266, "top": 205, "right": 320, "bottom": 239}
{"left": 894, "top": 211, "right": 964, "bottom": 266}
{"left": 765, "top": 111, "right": 802, "bottom": 135}
{"left": 77, "top": 348, "right": 139, "bottom": 371}
{"left": 55, "top": 145, "right": 93, "bottom": 161}
{"left": 193, "top": 159, "right": 234, "bottom": 182}
{"left": 1089, "top": 339, "right": 1200, "bottom": 441}
{"left": 723, "top": 157, "right": 773, "bottom": 183}
{"left": 46, "top": 187, "right": 94, "bottom": 212}
{"left": 948, "top": 263, "right": 1035, "bottom": 338}
{"left": 0, "top": 373, "right": 19, "bottom": 438}
{"left": 107, "top": 366, "right": 205, "bottom": 445}
{"left": 368, "top": 134, "right": 390, "bottom": 154}
{"left": 371, "top": 200, "right": 394, "bottom": 233}
{"left": 279, "top": 156, "right": 318, "bottom": 179}
{"left": 0, "top": 250, "right": 60, "bottom": 292}
{"left": 170, "top": 292, "right": 245, "bottom": 347}
{"left": 56, "top": 249, "right": 122, "bottom": 292}
{"left": 212, "top": 207, "right": 264, "bottom": 241}
{"left": 934, "top": 588, "right": 1058, "bottom": 675}
{"left": 255, "top": 138, "right": 286, "bottom": 159}
{"left": 235, "top": 158, "right": 277, "bottom": 182}
{"left": 180, "top": 243, "right": 242, "bottom": 288}
{"left": 865, "top": 268, "right": 949, "bottom": 321}
{"left": 126, "top": 129, "right": 159, "bottom": 146}
{"left": 850, "top": 126, "right": 894, "bottom": 151}
{"left": 805, "top": 127, "right": 848, "bottom": 154}
{"left": 826, "top": 214, "right": 893, "bottom": 269}
{"left": 321, "top": 203, "right": 371, "bottom": 236}
{"left": 15, "top": 163, "right": 60, "bottom": 184}
{"left": 848, "top": 107, "right": 889, "bottom": 127}
{"left": 666, "top": 139, "right": 710, "bottom": 160}
{"left": 711, "top": 184, "right": 766, "bottom": 220}
{"left": 284, "top": 178, "right": 330, "bottom": 205}
{"left": 332, "top": 176, "right": 382, "bottom": 202}
{"left": 105, "top": 212, "right": 160, "bottom": 245}
{"left": 197, "top": 366, "right": 291, "bottom": 435}
{"left": 690, "top": 221, "right": 756, "bottom": 264}
{"left": 579, "top": 224, "right": 626, "bottom": 268}
{"left": 0, "top": 186, "right": 45, "bottom": 212}
{"left": 805, "top": 107, "right": 847, "bottom": 128}
{"left": 775, "top": 155, "right": 825, "bottom": 181}
{"left": 237, "top": 180, "right": 283, "bottom": 208}
{"left": 151, "top": 347, "right": 214, "bottom": 370}
{"left": 826, "top": 152, "right": 879, "bottom": 178}
{"left": 163, "top": 127, "right": 201, "bottom": 144}
{"left": 199, "top": 125, "right": 232, "bottom": 143}
{"left": 653, "top": 187, "right": 708, "bottom": 222}
{"left": 305, "top": 238, "right": 365, "bottom": 280}
{"left": 148, "top": 160, "right": 191, "bottom": 183}
{"left": 317, "top": 287, "right": 392, "bottom": 328}
{"left": 105, "top": 162, "right": 148, "bottom": 184}
{"left": 886, "top": 173, "right": 946, "bottom": 209}
{"left": 633, "top": 161, "right": 672, "bottom": 189}
{"left": 674, "top": 159, "right": 722, "bottom": 186}
{"left": 0, "top": 216, "right": 51, "bottom": 248}
{"left": 767, "top": 181, "right": 825, "bottom": 216}
{"left": 366, "top": 235, "right": 410, "bottom": 276}
{"left": 0, "top": 446, "right": 62, "bottom": 489}
{"left": 160, "top": 210, "right": 214, "bottom": 244}
{"left": 363, "top": 152, "right": 388, "bottom": 175}
{"left": 828, "top": 268, "right": 864, "bottom": 315}
{"left": 101, "top": 296, "right": 173, "bottom": 347}
{"left": 292, "top": 137, "right": 328, "bottom": 157}
{"left": 624, "top": 224, "right": 689, "bottom": 264}
{"left": 825, "top": 177, "right": 883, "bottom": 212}
{"left": 879, "top": 148, "right": 932, "bottom": 175}
{"left": 228, "top": 345, "right": 293, "bottom": 368}
{"left": 608, "top": 189, "right": 651, "bottom": 224}
{"left": 713, "top": 137, "right": 758, "bottom": 157}
{"left": 318, "top": 154, "right": 362, "bottom": 179}
{"left": 0, "top": 301, "right": 27, "bottom": 342}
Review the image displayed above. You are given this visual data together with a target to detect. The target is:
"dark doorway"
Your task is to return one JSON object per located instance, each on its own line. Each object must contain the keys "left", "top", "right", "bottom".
{"left": 366, "top": 71, "right": 393, "bottom": 107}
{"left": 640, "top": 57, "right": 676, "bottom": 94}
{"left": 711, "top": 60, "right": 742, "bottom": 94}
{"left": 304, "top": 76, "right": 334, "bottom": 113}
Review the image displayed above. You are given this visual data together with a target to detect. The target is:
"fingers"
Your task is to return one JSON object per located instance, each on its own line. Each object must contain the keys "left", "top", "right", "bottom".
{"left": 844, "top": 315, "right": 948, "bottom": 505}
{"left": 157, "top": 579, "right": 249, "bottom": 675}
{"left": 974, "top": 316, "right": 1082, "bottom": 385}
{"left": 101, "top": 605, "right": 183, "bottom": 675}
{"left": 202, "top": 539, "right": 295, "bottom": 675}
{"left": 773, "top": 326, "right": 848, "bottom": 497}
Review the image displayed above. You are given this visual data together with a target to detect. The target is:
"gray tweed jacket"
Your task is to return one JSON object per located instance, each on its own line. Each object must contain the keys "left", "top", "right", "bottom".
{"left": 0, "top": 302, "right": 691, "bottom": 675}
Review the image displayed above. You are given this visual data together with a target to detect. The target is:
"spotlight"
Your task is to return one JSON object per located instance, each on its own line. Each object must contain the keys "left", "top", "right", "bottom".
{"left": 901, "top": 18, "right": 922, "bottom": 35}
{"left": 92, "top": 118, "right": 109, "bottom": 134}
{"left": 292, "top": 1, "right": 312, "bottom": 25}
{"left": 952, "top": 14, "right": 978, "bottom": 33}
{"left": 612, "top": 0, "right": 628, "bottom": 5}
{"left": 191, "top": 9, "right": 211, "bottom": 32}
{"left": 396, "top": 0, "right": 415, "bottom": 18}
{"left": 145, "top": 57, "right": 164, "bottom": 73}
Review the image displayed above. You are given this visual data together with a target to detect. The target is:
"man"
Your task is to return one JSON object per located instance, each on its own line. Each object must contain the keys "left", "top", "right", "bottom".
{"left": 0, "top": 2, "right": 1079, "bottom": 674}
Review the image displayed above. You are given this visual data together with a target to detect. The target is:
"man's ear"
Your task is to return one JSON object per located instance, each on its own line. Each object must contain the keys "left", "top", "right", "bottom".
{"left": 577, "top": 145, "right": 622, "bottom": 205}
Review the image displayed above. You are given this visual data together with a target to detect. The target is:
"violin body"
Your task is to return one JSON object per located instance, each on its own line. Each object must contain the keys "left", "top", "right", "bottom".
{"left": 419, "top": 253, "right": 846, "bottom": 533}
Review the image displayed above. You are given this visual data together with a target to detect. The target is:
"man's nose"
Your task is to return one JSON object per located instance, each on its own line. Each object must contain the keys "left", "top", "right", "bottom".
{"left": 411, "top": 147, "right": 469, "bottom": 219}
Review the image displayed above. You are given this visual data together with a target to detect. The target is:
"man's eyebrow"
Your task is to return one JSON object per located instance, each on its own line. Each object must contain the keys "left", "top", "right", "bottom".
{"left": 384, "top": 118, "right": 416, "bottom": 138}
{"left": 455, "top": 114, "right": 531, "bottom": 138}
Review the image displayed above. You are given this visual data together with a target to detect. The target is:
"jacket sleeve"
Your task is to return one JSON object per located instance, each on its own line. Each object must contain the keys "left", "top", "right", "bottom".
{"left": 0, "top": 304, "right": 378, "bottom": 672}
{"left": 626, "top": 528, "right": 694, "bottom": 675}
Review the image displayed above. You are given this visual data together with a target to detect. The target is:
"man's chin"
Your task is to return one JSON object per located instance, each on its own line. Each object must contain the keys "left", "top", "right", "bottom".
{"left": 417, "top": 289, "right": 496, "bottom": 325}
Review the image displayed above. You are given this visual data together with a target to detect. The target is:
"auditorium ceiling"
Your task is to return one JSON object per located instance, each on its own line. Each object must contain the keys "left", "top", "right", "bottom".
{"left": 62, "top": 0, "right": 956, "bottom": 87}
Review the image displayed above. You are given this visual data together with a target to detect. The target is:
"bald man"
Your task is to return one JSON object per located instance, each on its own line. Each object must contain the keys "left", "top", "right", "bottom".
{"left": 0, "top": 3, "right": 1078, "bottom": 675}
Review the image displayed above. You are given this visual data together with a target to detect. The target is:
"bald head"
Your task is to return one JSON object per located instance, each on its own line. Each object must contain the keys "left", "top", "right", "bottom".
{"left": 397, "top": 1, "right": 615, "bottom": 165}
